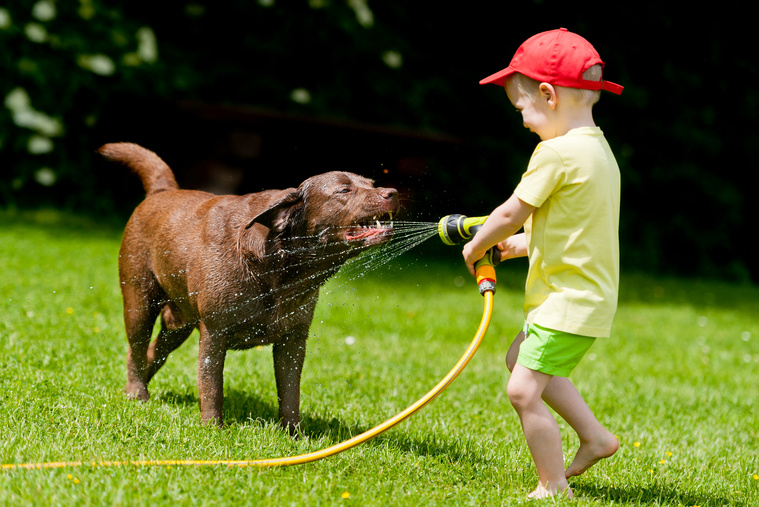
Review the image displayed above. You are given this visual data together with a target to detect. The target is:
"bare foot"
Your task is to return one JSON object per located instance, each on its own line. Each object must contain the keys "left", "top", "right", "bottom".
{"left": 565, "top": 430, "right": 619, "bottom": 478}
{"left": 527, "top": 482, "right": 573, "bottom": 500}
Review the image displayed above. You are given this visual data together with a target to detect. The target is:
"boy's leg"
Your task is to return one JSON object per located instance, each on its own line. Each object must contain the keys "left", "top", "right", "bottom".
{"left": 507, "top": 363, "right": 572, "bottom": 498}
{"left": 507, "top": 331, "right": 618, "bottom": 478}
{"left": 541, "top": 377, "right": 619, "bottom": 478}
{"left": 505, "top": 330, "right": 525, "bottom": 372}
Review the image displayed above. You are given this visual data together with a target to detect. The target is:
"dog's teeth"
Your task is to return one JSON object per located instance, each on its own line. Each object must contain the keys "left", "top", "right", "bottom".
{"left": 376, "top": 220, "right": 381, "bottom": 228}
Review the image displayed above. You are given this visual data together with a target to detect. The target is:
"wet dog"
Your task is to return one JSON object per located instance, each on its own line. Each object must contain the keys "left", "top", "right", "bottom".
{"left": 100, "top": 143, "right": 399, "bottom": 435}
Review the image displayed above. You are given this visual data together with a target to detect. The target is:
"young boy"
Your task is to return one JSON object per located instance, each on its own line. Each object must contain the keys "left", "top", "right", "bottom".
{"left": 463, "top": 28, "right": 623, "bottom": 499}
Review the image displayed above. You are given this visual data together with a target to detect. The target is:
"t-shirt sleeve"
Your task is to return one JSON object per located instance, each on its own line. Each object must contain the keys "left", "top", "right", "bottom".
{"left": 513, "top": 143, "right": 566, "bottom": 208}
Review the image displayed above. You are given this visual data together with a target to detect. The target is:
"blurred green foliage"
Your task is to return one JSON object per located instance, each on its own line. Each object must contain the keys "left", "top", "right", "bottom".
{"left": 1, "top": 1, "right": 756, "bottom": 282}
{"left": 1, "top": 0, "right": 161, "bottom": 212}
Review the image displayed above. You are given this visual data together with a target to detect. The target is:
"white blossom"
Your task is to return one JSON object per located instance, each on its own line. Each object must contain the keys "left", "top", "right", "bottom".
{"left": 290, "top": 88, "right": 312, "bottom": 104}
{"left": 77, "top": 54, "right": 116, "bottom": 76}
{"left": 0, "top": 8, "right": 11, "bottom": 29}
{"left": 382, "top": 50, "right": 403, "bottom": 69}
{"left": 28, "top": 135, "right": 54, "bottom": 154}
{"left": 136, "top": 27, "right": 158, "bottom": 63}
{"left": 5, "top": 88, "right": 64, "bottom": 137}
{"left": 32, "top": 0, "right": 57, "bottom": 22}
{"left": 347, "top": 0, "right": 374, "bottom": 28}
{"left": 24, "top": 23, "right": 47, "bottom": 43}
{"left": 35, "top": 168, "right": 57, "bottom": 186}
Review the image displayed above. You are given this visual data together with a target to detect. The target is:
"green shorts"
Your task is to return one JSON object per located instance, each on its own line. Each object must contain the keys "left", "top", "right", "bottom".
{"left": 516, "top": 322, "right": 596, "bottom": 377}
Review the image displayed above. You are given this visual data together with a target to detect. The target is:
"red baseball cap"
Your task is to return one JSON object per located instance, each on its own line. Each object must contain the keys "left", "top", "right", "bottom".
{"left": 479, "top": 28, "right": 623, "bottom": 95}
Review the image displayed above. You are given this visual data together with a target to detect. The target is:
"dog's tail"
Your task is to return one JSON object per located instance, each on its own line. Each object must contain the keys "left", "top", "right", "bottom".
{"left": 98, "top": 142, "right": 179, "bottom": 196}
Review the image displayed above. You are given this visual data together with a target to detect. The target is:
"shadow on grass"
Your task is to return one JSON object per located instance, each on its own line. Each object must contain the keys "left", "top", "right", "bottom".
{"left": 158, "top": 386, "right": 488, "bottom": 465}
{"left": 573, "top": 482, "right": 743, "bottom": 507}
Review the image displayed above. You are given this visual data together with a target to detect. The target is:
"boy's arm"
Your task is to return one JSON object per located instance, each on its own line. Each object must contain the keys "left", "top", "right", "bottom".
{"left": 462, "top": 193, "right": 535, "bottom": 276}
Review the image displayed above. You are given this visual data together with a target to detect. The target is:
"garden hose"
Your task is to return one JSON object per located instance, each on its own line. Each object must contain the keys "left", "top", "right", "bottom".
{"left": 2, "top": 260, "right": 496, "bottom": 471}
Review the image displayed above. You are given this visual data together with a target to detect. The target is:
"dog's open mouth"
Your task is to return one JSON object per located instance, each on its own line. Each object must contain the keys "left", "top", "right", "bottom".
{"left": 344, "top": 211, "right": 394, "bottom": 243}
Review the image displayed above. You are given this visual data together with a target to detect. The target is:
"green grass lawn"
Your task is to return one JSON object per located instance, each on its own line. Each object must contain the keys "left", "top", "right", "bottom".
{"left": 1, "top": 210, "right": 757, "bottom": 506}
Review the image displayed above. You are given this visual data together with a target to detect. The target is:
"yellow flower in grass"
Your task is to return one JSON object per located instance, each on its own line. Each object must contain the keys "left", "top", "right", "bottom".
{"left": 633, "top": 441, "right": 640, "bottom": 447}
{"left": 341, "top": 491, "right": 351, "bottom": 499}
{"left": 66, "top": 307, "right": 74, "bottom": 314}
{"left": 753, "top": 474, "right": 758, "bottom": 480}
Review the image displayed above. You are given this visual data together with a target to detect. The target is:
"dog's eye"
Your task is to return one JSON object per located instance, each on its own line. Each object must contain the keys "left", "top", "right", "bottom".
{"left": 336, "top": 187, "right": 352, "bottom": 194}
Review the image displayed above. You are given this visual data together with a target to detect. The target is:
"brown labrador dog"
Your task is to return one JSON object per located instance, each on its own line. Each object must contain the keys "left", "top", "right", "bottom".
{"left": 100, "top": 142, "right": 399, "bottom": 435}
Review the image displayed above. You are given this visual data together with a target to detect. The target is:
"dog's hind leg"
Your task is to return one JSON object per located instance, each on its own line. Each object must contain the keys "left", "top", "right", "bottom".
{"left": 120, "top": 272, "right": 166, "bottom": 402}
{"left": 145, "top": 302, "right": 194, "bottom": 383}
{"left": 123, "top": 298, "right": 161, "bottom": 402}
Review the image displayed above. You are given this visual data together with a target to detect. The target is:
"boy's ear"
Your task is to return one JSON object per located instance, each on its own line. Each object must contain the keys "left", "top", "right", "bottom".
{"left": 539, "top": 83, "right": 558, "bottom": 109}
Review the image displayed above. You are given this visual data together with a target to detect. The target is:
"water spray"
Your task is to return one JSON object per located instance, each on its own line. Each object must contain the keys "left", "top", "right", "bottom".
{"left": 3, "top": 216, "right": 499, "bottom": 471}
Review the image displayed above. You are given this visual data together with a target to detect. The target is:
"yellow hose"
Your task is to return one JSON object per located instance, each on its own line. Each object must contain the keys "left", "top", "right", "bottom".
{"left": 3, "top": 291, "right": 494, "bottom": 470}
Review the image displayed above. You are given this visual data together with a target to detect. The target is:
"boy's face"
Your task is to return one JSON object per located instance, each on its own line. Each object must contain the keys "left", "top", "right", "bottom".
{"left": 505, "top": 79, "right": 556, "bottom": 141}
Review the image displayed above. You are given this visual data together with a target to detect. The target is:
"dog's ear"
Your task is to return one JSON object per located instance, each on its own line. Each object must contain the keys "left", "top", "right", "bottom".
{"left": 245, "top": 190, "right": 303, "bottom": 231}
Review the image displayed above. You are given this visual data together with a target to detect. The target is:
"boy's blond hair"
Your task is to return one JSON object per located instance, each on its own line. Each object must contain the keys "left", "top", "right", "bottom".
{"left": 509, "top": 64, "right": 603, "bottom": 106}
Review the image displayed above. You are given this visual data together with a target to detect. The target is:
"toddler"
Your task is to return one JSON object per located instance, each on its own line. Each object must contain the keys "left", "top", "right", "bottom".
{"left": 463, "top": 28, "right": 623, "bottom": 499}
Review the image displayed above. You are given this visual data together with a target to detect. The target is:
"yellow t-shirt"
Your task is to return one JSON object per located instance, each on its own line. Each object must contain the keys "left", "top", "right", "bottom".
{"left": 514, "top": 127, "right": 620, "bottom": 338}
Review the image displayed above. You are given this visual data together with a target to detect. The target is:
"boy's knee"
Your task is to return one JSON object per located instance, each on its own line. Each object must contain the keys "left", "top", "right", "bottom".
{"left": 506, "top": 380, "right": 531, "bottom": 410}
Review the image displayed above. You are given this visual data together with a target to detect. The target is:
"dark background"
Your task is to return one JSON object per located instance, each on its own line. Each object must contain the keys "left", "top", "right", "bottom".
{"left": 2, "top": 1, "right": 756, "bottom": 282}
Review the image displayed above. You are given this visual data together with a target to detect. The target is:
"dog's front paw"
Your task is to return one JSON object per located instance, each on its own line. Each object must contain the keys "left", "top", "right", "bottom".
{"left": 124, "top": 382, "right": 150, "bottom": 402}
{"left": 280, "top": 420, "right": 303, "bottom": 439}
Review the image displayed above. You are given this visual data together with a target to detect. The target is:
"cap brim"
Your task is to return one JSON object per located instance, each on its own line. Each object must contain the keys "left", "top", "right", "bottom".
{"left": 479, "top": 67, "right": 515, "bottom": 86}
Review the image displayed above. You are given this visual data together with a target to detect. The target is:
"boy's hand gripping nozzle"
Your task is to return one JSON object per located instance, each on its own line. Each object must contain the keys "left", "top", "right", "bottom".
{"left": 437, "top": 214, "right": 501, "bottom": 295}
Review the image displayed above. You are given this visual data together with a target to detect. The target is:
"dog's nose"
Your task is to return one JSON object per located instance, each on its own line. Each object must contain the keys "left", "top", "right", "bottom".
{"left": 380, "top": 188, "right": 398, "bottom": 201}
